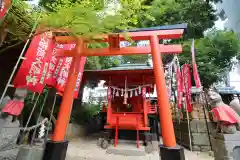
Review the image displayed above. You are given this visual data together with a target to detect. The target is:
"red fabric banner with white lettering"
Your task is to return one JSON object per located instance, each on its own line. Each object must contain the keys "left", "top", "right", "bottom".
{"left": 56, "top": 56, "right": 86, "bottom": 98}
{"left": 13, "top": 32, "right": 53, "bottom": 93}
{"left": 56, "top": 57, "right": 73, "bottom": 93}
{"left": 74, "top": 57, "right": 86, "bottom": 98}
{"left": 176, "top": 65, "right": 183, "bottom": 109}
{"left": 48, "top": 43, "right": 86, "bottom": 98}
{"left": 182, "top": 64, "right": 192, "bottom": 112}
{"left": 13, "top": 36, "right": 86, "bottom": 98}
{"left": 0, "top": 0, "right": 11, "bottom": 18}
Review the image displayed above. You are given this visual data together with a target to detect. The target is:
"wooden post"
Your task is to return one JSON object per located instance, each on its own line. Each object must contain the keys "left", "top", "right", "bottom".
{"left": 150, "top": 35, "right": 176, "bottom": 147}
{"left": 136, "top": 116, "right": 140, "bottom": 148}
{"left": 114, "top": 117, "right": 119, "bottom": 147}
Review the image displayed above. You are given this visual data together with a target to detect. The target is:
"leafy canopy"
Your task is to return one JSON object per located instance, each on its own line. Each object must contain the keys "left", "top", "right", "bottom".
{"left": 38, "top": 0, "right": 153, "bottom": 69}
{"left": 121, "top": 0, "right": 219, "bottom": 64}
{"left": 141, "top": 0, "right": 217, "bottom": 38}
{"left": 179, "top": 29, "right": 240, "bottom": 88}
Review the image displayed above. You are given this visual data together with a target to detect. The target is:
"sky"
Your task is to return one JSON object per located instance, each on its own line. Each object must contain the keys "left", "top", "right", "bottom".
{"left": 27, "top": 0, "right": 39, "bottom": 5}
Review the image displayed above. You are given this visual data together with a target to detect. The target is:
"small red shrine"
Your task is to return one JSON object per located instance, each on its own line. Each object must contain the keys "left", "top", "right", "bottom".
{"left": 83, "top": 64, "right": 158, "bottom": 148}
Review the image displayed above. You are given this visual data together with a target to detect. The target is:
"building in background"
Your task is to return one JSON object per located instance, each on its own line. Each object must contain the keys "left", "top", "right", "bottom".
{"left": 215, "top": 1, "right": 240, "bottom": 90}
{"left": 215, "top": 0, "right": 240, "bottom": 35}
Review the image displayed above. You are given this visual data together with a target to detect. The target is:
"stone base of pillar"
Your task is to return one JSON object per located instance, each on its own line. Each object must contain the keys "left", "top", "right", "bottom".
{"left": 159, "top": 145, "right": 185, "bottom": 160}
{"left": 17, "top": 146, "right": 43, "bottom": 160}
{"left": 42, "top": 140, "right": 68, "bottom": 160}
{"left": 211, "top": 132, "right": 240, "bottom": 160}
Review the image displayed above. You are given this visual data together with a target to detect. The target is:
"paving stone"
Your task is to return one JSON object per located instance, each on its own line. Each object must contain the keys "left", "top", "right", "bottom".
{"left": 66, "top": 136, "right": 213, "bottom": 160}
{"left": 66, "top": 156, "right": 85, "bottom": 160}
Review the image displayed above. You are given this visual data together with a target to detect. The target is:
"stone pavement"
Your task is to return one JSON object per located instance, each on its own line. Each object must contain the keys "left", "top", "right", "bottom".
{"left": 66, "top": 137, "right": 214, "bottom": 160}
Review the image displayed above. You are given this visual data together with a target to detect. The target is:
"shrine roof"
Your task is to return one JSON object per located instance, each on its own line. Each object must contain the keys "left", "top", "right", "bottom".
{"left": 123, "top": 23, "right": 188, "bottom": 33}
{"left": 215, "top": 87, "right": 240, "bottom": 95}
{"left": 103, "top": 63, "right": 152, "bottom": 71}
{"left": 84, "top": 63, "right": 153, "bottom": 73}
{"left": 83, "top": 63, "right": 155, "bottom": 85}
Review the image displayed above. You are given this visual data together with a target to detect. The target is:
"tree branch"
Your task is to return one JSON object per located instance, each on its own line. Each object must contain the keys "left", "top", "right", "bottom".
{"left": 0, "top": 41, "right": 23, "bottom": 54}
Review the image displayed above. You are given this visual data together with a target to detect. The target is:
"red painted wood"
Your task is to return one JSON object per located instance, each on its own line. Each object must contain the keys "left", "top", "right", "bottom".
{"left": 136, "top": 117, "right": 140, "bottom": 148}
{"left": 54, "top": 29, "right": 184, "bottom": 44}
{"left": 114, "top": 117, "right": 119, "bottom": 147}
{"left": 57, "top": 45, "right": 182, "bottom": 57}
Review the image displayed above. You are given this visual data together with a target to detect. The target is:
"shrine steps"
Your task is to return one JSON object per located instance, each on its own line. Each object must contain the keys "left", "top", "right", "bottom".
{"left": 104, "top": 125, "right": 150, "bottom": 131}
{"left": 106, "top": 140, "right": 146, "bottom": 156}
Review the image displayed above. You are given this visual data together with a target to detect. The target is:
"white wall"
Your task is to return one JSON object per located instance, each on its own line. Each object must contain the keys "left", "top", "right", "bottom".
{"left": 216, "top": 0, "right": 240, "bottom": 35}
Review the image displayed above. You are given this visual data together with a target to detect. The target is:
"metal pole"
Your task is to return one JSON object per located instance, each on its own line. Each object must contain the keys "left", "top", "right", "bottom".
{"left": 18, "top": 93, "right": 40, "bottom": 144}
{"left": 0, "top": 14, "right": 40, "bottom": 104}
{"left": 184, "top": 97, "right": 192, "bottom": 152}
{"left": 44, "top": 93, "right": 57, "bottom": 145}
{"left": 31, "top": 92, "right": 36, "bottom": 101}
{"left": 31, "top": 88, "right": 49, "bottom": 146}
{"left": 203, "top": 91, "right": 213, "bottom": 150}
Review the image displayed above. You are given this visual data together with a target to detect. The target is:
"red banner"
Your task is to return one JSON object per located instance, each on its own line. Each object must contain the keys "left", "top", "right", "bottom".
{"left": 45, "top": 43, "right": 74, "bottom": 87}
{"left": 55, "top": 56, "right": 86, "bottom": 99}
{"left": 14, "top": 38, "right": 86, "bottom": 97}
{"left": 176, "top": 65, "right": 183, "bottom": 109}
{"left": 56, "top": 57, "right": 73, "bottom": 93}
{"left": 0, "top": 0, "right": 11, "bottom": 19}
{"left": 74, "top": 57, "right": 86, "bottom": 98}
{"left": 191, "top": 39, "right": 201, "bottom": 88}
{"left": 45, "top": 47, "right": 61, "bottom": 86}
{"left": 13, "top": 32, "right": 53, "bottom": 93}
{"left": 182, "top": 64, "right": 192, "bottom": 112}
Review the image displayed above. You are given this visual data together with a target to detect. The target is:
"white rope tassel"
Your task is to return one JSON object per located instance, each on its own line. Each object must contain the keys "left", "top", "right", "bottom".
{"left": 111, "top": 88, "right": 114, "bottom": 99}
{"left": 123, "top": 92, "right": 128, "bottom": 104}
{"left": 121, "top": 88, "right": 124, "bottom": 96}
{"left": 135, "top": 89, "right": 138, "bottom": 96}
{"left": 116, "top": 90, "right": 119, "bottom": 96}
{"left": 125, "top": 92, "right": 128, "bottom": 98}
{"left": 113, "top": 88, "right": 115, "bottom": 96}
{"left": 138, "top": 86, "right": 141, "bottom": 94}
{"left": 130, "top": 90, "right": 133, "bottom": 97}
{"left": 38, "top": 122, "right": 46, "bottom": 139}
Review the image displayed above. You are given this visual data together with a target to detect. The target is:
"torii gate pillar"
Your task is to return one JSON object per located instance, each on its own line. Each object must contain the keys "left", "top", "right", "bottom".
{"left": 150, "top": 35, "right": 184, "bottom": 159}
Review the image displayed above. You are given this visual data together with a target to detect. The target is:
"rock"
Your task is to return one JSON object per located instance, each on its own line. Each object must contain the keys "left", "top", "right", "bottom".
{"left": 200, "top": 146, "right": 211, "bottom": 152}
{"left": 0, "top": 96, "right": 10, "bottom": 110}
{"left": 208, "top": 151, "right": 214, "bottom": 157}
{"left": 0, "top": 114, "right": 20, "bottom": 160}
{"left": 192, "top": 145, "right": 200, "bottom": 151}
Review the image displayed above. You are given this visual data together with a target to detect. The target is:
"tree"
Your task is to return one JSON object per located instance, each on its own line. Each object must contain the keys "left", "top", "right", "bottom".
{"left": 1, "top": 0, "right": 125, "bottom": 69}
{"left": 141, "top": 0, "right": 218, "bottom": 38}
{"left": 179, "top": 29, "right": 240, "bottom": 88}
{"left": 0, "top": 0, "right": 37, "bottom": 51}
{"left": 136, "top": 0, "right": 240, "bottom": 88}
{"left": 38, "top": 0, "right": 153, "bottom": 65}
{"left": 118, "top": 0, "right": 220, "bottom": 64}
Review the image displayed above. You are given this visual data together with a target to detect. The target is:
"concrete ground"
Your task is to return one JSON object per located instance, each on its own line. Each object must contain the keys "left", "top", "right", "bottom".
{"left": 66, "top": 136, "right": 214, "bottom": 160}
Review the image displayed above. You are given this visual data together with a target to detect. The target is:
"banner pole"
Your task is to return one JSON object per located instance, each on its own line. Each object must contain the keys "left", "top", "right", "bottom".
{"left": 184, "top": 97, "right": 193, "bottom": 152}
{"left": 0, "top": 13, "right": 40, "bottom": 104}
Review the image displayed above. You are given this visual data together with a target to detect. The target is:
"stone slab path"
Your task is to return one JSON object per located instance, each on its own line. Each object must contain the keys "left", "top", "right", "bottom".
{"left": 66, "top": 136, "right": 214, "bottom": 160}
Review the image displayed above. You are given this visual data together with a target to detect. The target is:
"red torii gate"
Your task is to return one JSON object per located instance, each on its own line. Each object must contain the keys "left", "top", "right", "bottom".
{"left": 43, "top": 29, "right": 185, "bottom": 160}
